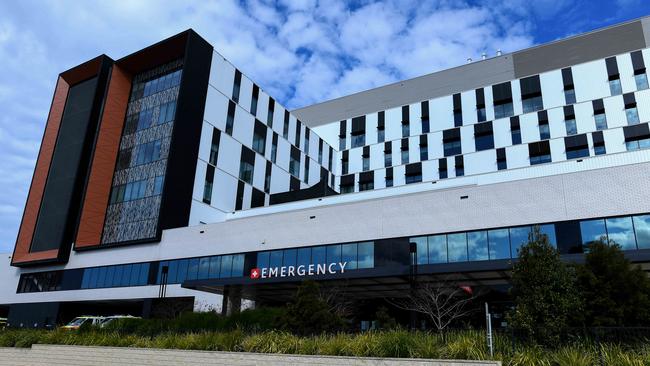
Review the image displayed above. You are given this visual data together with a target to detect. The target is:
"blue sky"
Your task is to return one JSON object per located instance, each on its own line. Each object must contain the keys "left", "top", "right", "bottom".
{"left": 0, "top": 0, "right": 649, "bottom": 253}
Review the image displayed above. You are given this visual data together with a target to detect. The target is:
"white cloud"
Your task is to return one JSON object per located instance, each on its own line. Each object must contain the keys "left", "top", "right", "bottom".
{"left": 0, "top": 0, "right": 592, "bottom": 251}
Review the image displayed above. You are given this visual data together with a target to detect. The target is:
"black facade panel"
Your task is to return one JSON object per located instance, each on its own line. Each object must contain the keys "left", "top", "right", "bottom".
{"left": 384, "top": 141, "right": 392, "bottom": 153}
{"left": 340, "top": 174, "right": 355, "bottom": 186}
{"left": 401, "top": 138, "right": 409, "bottom": 150}
{"left": 564, "top": 134, "right": 588, "bottom": 150}
{"left": 452, "top": 93, "right": 462, "bottom": 111}
{"left": 401, "top": 105, "right": 410, "bottom": 122}
{"left": 419, "top": 134, "right": 428, "bottom": 146}
{"left": 510, "top": 116, "right": 520, "bottom": 129}
{"left": 385, "top": 167, "right": 393, "bottom": 179}
{"left": 359, "top": 171, "right": 373, "bottom": 183}
{"left": 351, "top": 116, "right": 366, "bottom": 135}
{"left": 455, "top": 155, "right": 464, "bottom": 168}
{"left": 474, "top": 121, "right": 493, "bottom": 136}
{"left": 492, "top": 82, "right": 512, "bottom": 105}
{"left": 442, "top": 128, "right": 461, "bottom": 142}
{"left": 235, "top": 181, "right": 245, "bottom": 210}
{"left": 475, "top": 88, "right": 485, "bottom": 108}
{"left": 8, "top": 302, "right": 60, "bottom": 329}
{"left": 528, "top": 140, "right": 550, "bottom": 157}
{"left": 592, "top": 131, "right": 605, "bottom": 146}
{"left": 251, "top": 188, "right": 265, "bottom": 208}
{"left": 254, "top": 119, "right": 267, "bottom": 138}
{"left": 606, "top": 57, "right": 620, "bottom": 79}
{"left": 32, "top": 57, "right": 112, "bottom": 254}
{"left": 623, "top": 92, "right": 636, "bottom": 108}
{"left": 592, "top": 99, "right": 605, "bottom": 114}
{"left": 362, "top": 146, "right": 370, "bottom": 157}
{"left": 520, "top": 75, "right": 541, "bottom": 98}
{"left": 421, "top": 101, "right": 429, "bottom": 118}
{"left": 624, "top": 123, "right": 650, "bottom": 141}
{"left": 241, "top": 146, "right": 255, "bottom": 164}
{"left": 563, "top": 105, "right": 575, "bottom": 120}
{"left": 405, "top": 162, "right": 422, "bottom": 176}
{"left": 631, "top": 50, "right": 646, "bottom": 74}
{"left": 159, "top": 31, "right": 213, "bottom": 231}
{"left": 377, "top": 111, "right": 385, "bottom": 129}
{"left": 289, "top": 176, "right": 301, "bottom": 191}
{"left": 538, "top": 110, "right": 548, "bottom": 124}
{"left": 438, "top": 158, "right": 447, "bottom": 170}
{"left": 339, "top": 120, "right": 346, "bottom": 138}
{"left": 561, "top": 67, "right": 574, "bottom": 90}
{"left": 555, "top": 221, "right": 583, "bottom": 254}
{"left": 496, "top": 148, "right": 506, "bottom": 161}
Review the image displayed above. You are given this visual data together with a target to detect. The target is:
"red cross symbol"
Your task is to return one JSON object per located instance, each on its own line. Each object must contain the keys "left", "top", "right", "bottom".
{"left": 250, "top": 268, "right": 260, "bottom": 279}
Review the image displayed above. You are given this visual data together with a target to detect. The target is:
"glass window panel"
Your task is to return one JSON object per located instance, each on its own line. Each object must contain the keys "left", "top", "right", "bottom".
{"left": 635, "top": 73, "right": 649, "bottom": 90}
{"left": 176, "top": 259, "right": 188, "bottom": 283}
{"left": 128, "top": 264, "right": 140, "bottom": 286}
{"left": 488, "top": 229, "right": 511, "bottom": 260}
{"left": 283, "top": 249, "right": 297, "bottom": 267}
{"left": 198, "top": 257, "right": 210, "bottom": 279}
{"left": 467, "top": 231, "right": 489, "bottom": 261}
{"left": 412, "top": 236, "right": 428, "bottom": 265}
{"left": 626, "top": 107, "right": 640, "bottom": 125}
{"left": 81, "top": 269, "right": 90, "bottom": 289}
{"left": 186, "top": 259, "right": 199, "bottom": 281}
{"left": 606, "top": 217, "right": 637, "bottom": 250}
{"left": 327, "top": 245, "right": 342, "bottom": 264}
{"left": 312, "top": 246, "right": 327, "bottom": 265}
{"left": 105, "top": 266, "right": 116, "bottom": 287}
{"left": 220, "top": 255, "right": 233, "bottom": 278}
{"left": 634, "top": 215, "right": 650, "bottom": 249}
{"left": 297, "top": 248, "right": 311, "bottom": 267}
{"left": 208, "top": 256, "right": 221, "bottom": 279}
{"left": 341, "top": 243, "right": 357, "bottom": 269}
{"left": 257, "top": 251, "right": 270, "bottom": 269}
{"left": 97, "top": 267, "right": 107, "bottom": 288}
{"left": 447, "top": 233, "right": 468, "bottom": 262}
{"left": 232, "top": 255, "right": 245, "bottom": 277}
{"left": 113, "top": 265, "right": 124, "bottom": 287}
{"left": 510, "top": 226, "right": 531, "bottom": 257}
{"left": 539, "top": 224, "right": 557, "bottom": 248}
{"left": 610, "top": 79, "right": 622, "bottom": 95}
{"left": 580, "top": 219, "right": 607, "bottom": 250}
{"left": 428, "top": 235, "right": 447, "bottom": 263}
{"left": 269, "top": 251, "right": 283, "bottom": 268}
{"left": 139, "top": 263, "right": 150, "bottom": 285}
{"left": 357, "top": 242, "right": 374, "bottom": 269}
{"left": 88, "top": 268, "right": 98, "bottom": 288}
{"left": 167, "top": 261, "right": 178, "bottom": 284}
{"left": 117, "top": 264, "right": 130, "bottom": 287}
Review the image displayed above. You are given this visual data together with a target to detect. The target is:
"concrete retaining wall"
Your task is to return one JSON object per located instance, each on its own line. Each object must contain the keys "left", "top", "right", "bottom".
{"left": 0, "top": 344, "right": 501, "bottom": 366}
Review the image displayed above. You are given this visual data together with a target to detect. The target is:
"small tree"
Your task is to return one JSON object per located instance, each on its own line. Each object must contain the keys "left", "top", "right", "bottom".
{"left": 281, "top": 281, "right": 343, "bottom": 335}
{"left": 577, "top": 238, "right": 650, "bottom": 326}
{"left": 389, "top": 275, "right": 479, "bottom": 331}
{"left": 508, "top": 226, "right": 582, "bottom": 344}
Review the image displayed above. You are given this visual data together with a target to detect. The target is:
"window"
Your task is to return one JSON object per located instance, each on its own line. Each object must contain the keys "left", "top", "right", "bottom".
{"left": 303, "top": 159, "right": 309, "bottom": 184}
{"left": 362, "top": 147, "right": 370, "bottom": 171}
{"left": 134, "top": 140, "right": 161, "bottom": 166}
{"left": 564, "top": 106, "right": 576, "bottom": 136}
{"left": 318, "top": 139, "right": 323, "bottom": 164}
{"left": 357, "top": 242, "right": 374, "bottom": 269}
{"left": 252, "top": 120, "right": 266, "bottom": 155}
{"left": 632, "top": 50, "right": 648, "bottom": 90}
{"left": 419, "top": 135, "right": 428, "bottom": 161}
{"left": 633, "top": 215, "right": 650, "bottom": 249}
{"left": 468, "top": 231, "right": 489, "bottom": 261}
{"left": 565, "top": 134, "right": 589, "bottom": 159}
{"left": 271, "top": 133, "right": 278, "bottom": 163}
{"left": 635, "top": 73, "right": 649, "bottom": 90}
{"left": 283, "top": 110, "right": 290, "bottom": 139}
{"left": 377, "top": 111, "right": 385, "bottom": 143}
{"left": 264, "top": 162, "right": 271, "bottom": 193}
{"left": 294, "top": 121, "right": 301, "bottom": 147}
{"left": 443, "top": 128, "right": 461, "bottom": 156}
{"left": 428, "top": 235, "right": 447, "bottom": 263}
{"left": 339, "top": 120, "right": 346, "bottom": 150}
{"left": 209, "top": 128, "right": 220, "bottom": 166}
{"left": 626, "top": 138, "right": 650, "bottom": 151}
{"left": 250, "top": 84, "right": 259, "bottom": 115}
{"left": 304, "top": 128, "right": 310, "bottom": 154}
{"left": 474, "top": 121, "right": 494, "bottom": 151}
{"left": 492, "top": 82, "right": 514, "bottom": 119}
{"left": 448, "top": 233, "right": 468, "bottom": 262}
{"left": 405, "top": 163, "right": 422, "bottom": 184}
{"left": 203, "top": 165, "right": 214, "bottom": 204}
{"left": 455, "top": 155, "right": 464, "bottom": 177}
{"left": 606, "top": 57, "right": 622, "bottom": 96}
{"left": 359, "top": 172, "right": 373, "bottom": 191}
{"left": 510, "top": 226, "right": 531, "bottom": 257}
{"left": 529, "top": 141, "right": 551, "bottom": 165}
{"left": 232, "top": 69, "right": 242, "bottom": 103}
{"left": 385, "top": 143, "right": 394, "bottom": 169}
{"left": 413, "top": 236, "right": 428, "bottom": 265}
{"left": 592, "top": 99, "right": 607, "bottom": 130}
{"left": 401, "top": 149, "right": 409, "bottom": 165}
{"left": 267, "top": 98, "right": 275, "bottom": 127}
{"left": 476, "top": 88, "right": 486, "bottom": 122}
{"left": 385, "top": 167, "right": 393, "bottom": 187}
{"left": 157, "top": 101, "right": 176, "bottom": 125}
{"left": 488, "top": 229, "right": 510, "bottom": 259}
{"left": 438, "top": 158, "right": 448, "bottom": 179}
{"left": 562, "top": 67, "right": 576, "bottom": 104}
{"left": 401, "top": 105, "right": 410, "bottom": 137}
{"left": 452, "top": 93, "right": 462, "bottom": 126}
{"left": 511, "top": 117, "right": 521, "bottom": 145}
{"left": 421, "top": 101, "right": 430, "bottom": 133}
{"left": 239, "top": 148, "right": 255, "bottom": 184}
{"left": 340, "top": 183, "right": 354, "bottom": 194}
{"left": 624, "top": 93, "right": 639, "bottom": 125}
{"left": 290, "top": 147, "right": 301, "bottom": 177}
{"left": 496, "top": 148, "right": 507, "bottom": 170}
{"left": 341, "top": 150, "right": 349, "bottom": 175}
{"left": 351, "top": 116, "right": 366, "bottom": 148}
{"left": 520, "top": 75, "right": 543, "bottom": 113}
{"left": 606, "top": 216, "right": 636, "bottom": 250}
{"left": 225, "top": 101, "right": 236, "bottom": 135}
{"left": 153, "top": 176, "right": 164, "bottom": 195}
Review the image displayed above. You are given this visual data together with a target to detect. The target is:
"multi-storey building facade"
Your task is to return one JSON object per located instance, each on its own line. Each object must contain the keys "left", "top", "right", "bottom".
{"left": 3, "top": 18, "right": 650, "bottom": 328}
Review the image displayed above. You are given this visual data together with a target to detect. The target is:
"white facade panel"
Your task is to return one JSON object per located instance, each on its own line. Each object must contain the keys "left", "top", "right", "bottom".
{"left": 573, "top": 59, "right": 609, "bottom": 103}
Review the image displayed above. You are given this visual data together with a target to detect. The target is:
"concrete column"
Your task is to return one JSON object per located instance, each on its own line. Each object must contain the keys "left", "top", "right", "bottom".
{"left": 221, "top": 286, "right": 242, "bottom": 316}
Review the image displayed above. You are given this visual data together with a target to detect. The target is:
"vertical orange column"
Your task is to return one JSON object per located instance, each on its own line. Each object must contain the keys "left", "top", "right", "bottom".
{"left": 12, "top": 78, "right": 70, "bottom": 265}
{"left": 75, "top": 66, "right": 132, "bottom": 248}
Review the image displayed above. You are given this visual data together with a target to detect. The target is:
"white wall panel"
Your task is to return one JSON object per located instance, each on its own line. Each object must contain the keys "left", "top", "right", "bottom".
{"left": 232, "top": 105, "right": 254, "bottom": 147}
{"left": 604, "top": 95, "right": 626, "bottom": 128}
{"left": 574, "top": 102, "right": 595, "bottom": 134}
{"left": 208, "top": 53, "right": 234, "bottom": 97}
{"left": 617, "top": 53, "right": 637, "bottom": 94}
{"left": 573, "top": 59, "right": 609, "bottom": 103}
{"left": 493, "top": 118, "right": 511, "bottom": 148}
{"left": 461, "top": 90, "right": 477, "bottom": 125}
{"left": 549, "top": 138, "right": 566, "bottom": 163}
{"left": 192, "top": 159, "right": 208, "bottom": 202}
{"left": 203, "top": 86, "right": 228, "bottom": 131}
{"left": 519, "top": 113, "right": 539, "bottom": 143}
{"left": 430, "top": 96, "right": 454, "bottom": 131}
{"left": 216, "top": 134, "right": 241, "bottom": 177}
{"left": 465, "top": 150, "right": 495, "bottom": 176}
{"left": 539, "top": 70, "right": 565, "bottom": 110}
{"left": 507, "top": 144, "right": 530, "bottom": 169}
{"left": 213, "top": 169, "right": 238, "bottom": 212}
{"left": 460, "top": 125, "right": 475, "bottom": 155}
